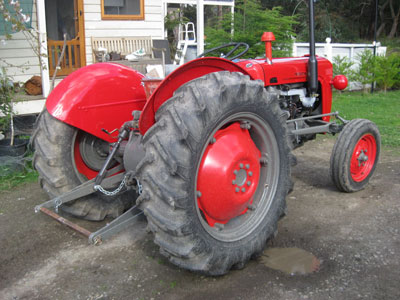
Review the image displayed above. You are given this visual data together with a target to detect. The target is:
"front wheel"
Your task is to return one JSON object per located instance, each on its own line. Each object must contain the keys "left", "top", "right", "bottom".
{"left": 330, "top": 119, "right": 381, "bottom": 192}
{"left": 136, "top": 72, "right": 291, "bottom": 275}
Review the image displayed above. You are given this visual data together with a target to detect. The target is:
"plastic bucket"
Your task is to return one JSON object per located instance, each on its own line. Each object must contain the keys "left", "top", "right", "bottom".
{"left": 142, "top": 78, "right": 162, "bottom": 99}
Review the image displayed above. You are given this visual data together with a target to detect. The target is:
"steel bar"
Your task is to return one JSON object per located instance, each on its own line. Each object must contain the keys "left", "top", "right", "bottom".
{"left": 286, "top": 112, "right": 339, "bottom": 123}
{"left": 89, "top": 205, "right": 143, "bottom": 245}
{"left": 291, "top": 124, "right": 332, "bottom": 136}
{"left": 34, "top": 173, "right": 125, "bottom": 212}
{"left": 39, "top": 207, "right": 92, "bottom": 237}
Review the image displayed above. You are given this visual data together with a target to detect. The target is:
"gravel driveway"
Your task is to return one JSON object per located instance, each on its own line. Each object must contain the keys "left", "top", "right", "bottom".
{"left": 1, "top": 137, "right": 399, "bottom": 300}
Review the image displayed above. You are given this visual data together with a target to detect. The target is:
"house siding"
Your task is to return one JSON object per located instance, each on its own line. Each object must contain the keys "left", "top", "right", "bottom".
{"left": 84, "top": 0, "right": 164, "bottom": 64}
{"left": 0, "top": 0, "right": 40, "bottom": 83}
{"left": 0, "top": 0, "right": 164, "bottom": 83}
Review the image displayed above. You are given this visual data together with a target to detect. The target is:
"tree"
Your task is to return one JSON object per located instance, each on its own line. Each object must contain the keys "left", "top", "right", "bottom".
{"left": 205, "top": 0, "right": 296, "bottom": 58}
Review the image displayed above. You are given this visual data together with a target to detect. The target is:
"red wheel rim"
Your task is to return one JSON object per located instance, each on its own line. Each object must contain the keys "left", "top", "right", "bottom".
{"left": 73, "top": 133, "right": 98, "bottom": 180}
{"left": 350, "top": 134, "right": 377, "bottom": 182}
{"left": 197, "top": 122, "right": 261, "bottom": 226}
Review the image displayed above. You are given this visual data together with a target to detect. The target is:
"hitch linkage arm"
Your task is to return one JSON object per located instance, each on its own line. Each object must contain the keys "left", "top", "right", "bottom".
{"left": 94, "top": 122, "right": 132, "bottom": 185}
{"left": 35, "top": 121, "right": 134, "bottom": 213}
{"left": 34, "top": 120, "right": 144, "bottom": 245}
{"left": 287, "top": 111, "right": 349, "bottom": 136}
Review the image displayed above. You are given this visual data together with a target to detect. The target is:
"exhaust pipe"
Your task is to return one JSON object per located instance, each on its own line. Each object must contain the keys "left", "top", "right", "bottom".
{"left": 307, "top": 0, "right": 318, "bottom": 95}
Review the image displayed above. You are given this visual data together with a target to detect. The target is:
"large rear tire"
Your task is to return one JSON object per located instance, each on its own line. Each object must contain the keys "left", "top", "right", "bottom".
{"left": 136, "top": 72, "right": 291, "bottom": 275}
{"left": 32, "top": 110, "right": 134, "bottom": 221}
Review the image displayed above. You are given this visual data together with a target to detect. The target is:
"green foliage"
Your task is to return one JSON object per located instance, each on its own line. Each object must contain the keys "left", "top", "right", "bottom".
{"left": 164, "top": 9, "right": 189, "bottom": 59}
{"left": 0, "top": 67, "right": 14, "bottom": 134}
{"left": 0, "top": 146, "right": 38, "bottom": 190}
{"left": 355, "top": 50, "right": 376, "bottom": 90}
{"left": 332, "top": 90, "right": 400, "bottom": 148}
{"left": 0, "top": 165, "right": 38, "bottom": 191}
{"left": 351, "top": 50, "right": 400, "bottom": 92}
{"left": 332, "top": 55, "right": 356, "bottom": 82}
{"left": 374, "top": 53, "right": 400, "bottom": 92}
{"left": 204, "top": 0, "right": 296, "bottom": 58}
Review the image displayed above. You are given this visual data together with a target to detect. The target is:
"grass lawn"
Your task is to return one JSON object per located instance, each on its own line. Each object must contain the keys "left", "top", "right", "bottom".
{"left": 332, "top": 90, "right": 400, "bottom": 148}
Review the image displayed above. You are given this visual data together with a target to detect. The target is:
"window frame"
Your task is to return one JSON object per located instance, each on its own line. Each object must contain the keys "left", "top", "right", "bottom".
{"left": 101, "top": 0, "right": 144, "bottom": 20}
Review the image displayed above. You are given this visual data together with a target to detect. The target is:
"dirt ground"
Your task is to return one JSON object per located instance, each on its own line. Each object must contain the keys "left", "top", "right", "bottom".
{"left": 1, "top": 137, "right": 399, "bottom": 300}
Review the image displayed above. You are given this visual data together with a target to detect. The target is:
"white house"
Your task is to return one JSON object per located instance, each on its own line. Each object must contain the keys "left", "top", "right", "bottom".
{"left": 1, "top": 0, "right": 234, "bottom": 114}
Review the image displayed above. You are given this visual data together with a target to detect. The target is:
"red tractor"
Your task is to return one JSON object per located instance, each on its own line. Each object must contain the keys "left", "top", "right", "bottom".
{"left": 33, "top": 1, "right": 380, "bottom": 275}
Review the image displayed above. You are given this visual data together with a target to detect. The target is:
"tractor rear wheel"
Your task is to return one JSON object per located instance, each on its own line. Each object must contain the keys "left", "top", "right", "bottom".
{"left": 136, "top": 72, "right": 291, "bottom": 275}
{"left": 330, "top": 119, "right": 380, "bottom": 192}
{"left": 32, "top": 110, "right": 134, "bottom": 220}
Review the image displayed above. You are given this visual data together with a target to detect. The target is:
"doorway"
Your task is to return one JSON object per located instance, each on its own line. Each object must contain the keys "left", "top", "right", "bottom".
{"left": 45, "top": 0, "right": 86, "bottom": 76}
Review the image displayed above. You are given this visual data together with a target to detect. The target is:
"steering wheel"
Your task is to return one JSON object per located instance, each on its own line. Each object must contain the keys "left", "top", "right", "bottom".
{"left": 197, "top": 42, "right": 249, "bottom": 60}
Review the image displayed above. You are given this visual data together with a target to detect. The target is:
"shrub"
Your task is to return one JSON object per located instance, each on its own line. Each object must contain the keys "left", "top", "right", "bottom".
{"left": 332, "top": 55, "right": 356, "bottom": 83}
{"left": 0, "top": 68, "right": 15, "bottom": 143}
{"left": 355, "top": 50, "right": 375, "bottom": 92}
{"left": 374, "top": 53, "right": 400, "bottom": 92}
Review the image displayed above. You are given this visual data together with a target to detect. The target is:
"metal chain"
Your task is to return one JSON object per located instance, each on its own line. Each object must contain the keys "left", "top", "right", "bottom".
{"left": 137, "top": 179, "right": 143, "bottom": 195}
{"left": 94, "top": 176, "right": 127, "bottom": 196}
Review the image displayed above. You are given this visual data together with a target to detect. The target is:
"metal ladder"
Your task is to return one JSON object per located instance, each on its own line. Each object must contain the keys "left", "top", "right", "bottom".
{"left": 173, "top": 22, "right": 197, "bottom": 65}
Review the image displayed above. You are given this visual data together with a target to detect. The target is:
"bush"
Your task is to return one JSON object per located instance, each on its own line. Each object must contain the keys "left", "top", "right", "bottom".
{"left": 374, "top": 53, "right": 400, "bottom": 92}
{"left": 0, "top": 68, "right": 15, "bottom": 138}
{"left": 355, "top": 50, "right": 375, "bottom": 92}
{"left": 332, "top": 55, "right": 356, "bottom": 82}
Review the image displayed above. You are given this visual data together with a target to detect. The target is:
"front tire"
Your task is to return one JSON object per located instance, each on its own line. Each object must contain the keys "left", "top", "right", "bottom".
{"left": 32, "top": 110, "right": 134, "bottom": 220}
{"left": 330, "top": 119, "right": 380, "bottom": 192}
{"left": 136, "top": 72, "right": 291, "bottom": 275}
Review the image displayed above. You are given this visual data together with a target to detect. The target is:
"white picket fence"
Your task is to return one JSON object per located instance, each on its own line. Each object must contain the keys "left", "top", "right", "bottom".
{"left": 292, "top": 38, "right": 387, "bottom": 64}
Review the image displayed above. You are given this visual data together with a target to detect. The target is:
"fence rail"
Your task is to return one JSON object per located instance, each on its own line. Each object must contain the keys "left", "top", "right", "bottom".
{"left": 48, "top": 38, "right": 81, "bottom": 76}
{"left": 293, "top": 38, "right": 387, "bottom": 64}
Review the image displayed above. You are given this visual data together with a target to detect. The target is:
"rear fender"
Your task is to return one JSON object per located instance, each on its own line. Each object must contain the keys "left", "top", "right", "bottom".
{"left": 139, "top": 57, "right": 259, "bottom": 135}
{"left": 46, "top": 63, "right": 146, "bottom": 143}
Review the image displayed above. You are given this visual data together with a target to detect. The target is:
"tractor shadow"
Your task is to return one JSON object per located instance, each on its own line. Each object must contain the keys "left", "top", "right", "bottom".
{"left": 291, "top": 153, "right": 338, "bottom": 192}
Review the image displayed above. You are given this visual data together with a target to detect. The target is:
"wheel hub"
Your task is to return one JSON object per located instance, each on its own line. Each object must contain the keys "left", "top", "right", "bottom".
{"left": 79, "top": 133, "right": 110, "bottom": 171}
{"left": 350, "top": 134, "right": 377, "bottom": 182}
{"left": 197, "top": 123, "right": 261, "bottom": 226}
{"left": 357, "top": 150, "right": 368, "bottom": 166}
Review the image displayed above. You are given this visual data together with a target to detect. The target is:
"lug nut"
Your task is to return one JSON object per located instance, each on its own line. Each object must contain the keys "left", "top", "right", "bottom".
{"left": 215, "top": 223, "right": 224, "bottom": 231}
{"left": 197, "top": 191, "right": 202, "bottom": 197}
{"left": 235, "top": 187, "right": 240, "bottom": 192}
{"left": 245, "top": 164, "right": 250, "bottom": 169}
{"left": 234, "top": 170, "right": 238, "bottom": 175}
{"left": 242, "top": 188, "right": 246, "bottom": 192}
{"left": 248, "top": 171, "right": 253, "bottom": 177}
{"left": 232, "top": 180, "right": 236, "bottom": 185}
{"left": 247, "top": 181, "right": 251, "bottom": 186}
{"left": 240, "top": 121, "right": 251, "bottom": 130}
{"left": 240, "top": 163, "right": 244, "bottom": 169}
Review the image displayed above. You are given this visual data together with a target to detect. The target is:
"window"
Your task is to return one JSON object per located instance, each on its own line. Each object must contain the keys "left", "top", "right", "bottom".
{"left": 101, "top": 0, "right": 144, "bottom": 20}
{"left": 0, "top": 0, "right": 33, "bottom": 36}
